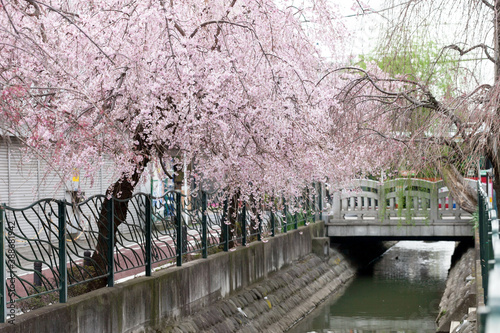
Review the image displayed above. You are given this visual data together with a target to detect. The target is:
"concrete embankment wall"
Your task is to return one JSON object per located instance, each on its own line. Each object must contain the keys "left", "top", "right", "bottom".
{"left": 0, "top": 222, "right": 354, "bottom": 333}
{"left": 164, "top": 251, "right": 354, "bottom": 332}
{"left": 436, "top": 240, "right": 477, "bottom": 333}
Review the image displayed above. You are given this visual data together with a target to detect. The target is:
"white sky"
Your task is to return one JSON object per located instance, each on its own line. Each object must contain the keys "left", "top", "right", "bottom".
{"left": 336, "top": 0, "right": 386, "bottom": 58}
{"left": 310, "top": 0, "right": 391, "bottom": 63}
{"left": 323, "top": 0, "right": 494, "bottom": 85}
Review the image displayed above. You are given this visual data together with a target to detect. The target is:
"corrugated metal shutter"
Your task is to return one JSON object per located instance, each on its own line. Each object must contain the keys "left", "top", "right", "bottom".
{"left": 7, "top": 142, "right": 39, "bottom": 208}
{"left": 1, "top": 141, "right": 151, "bottom": 242}
{"left": 0, "top": 139, "right": 9, "bottom": 206}
{"left": 78, "top": 159, "right": 116, "bottom": 197}
{"left": 4, "top": 140, "right": 43, "bottom": 244}
{"left": 38, "top": 160, "right": 65, "bottom": 200}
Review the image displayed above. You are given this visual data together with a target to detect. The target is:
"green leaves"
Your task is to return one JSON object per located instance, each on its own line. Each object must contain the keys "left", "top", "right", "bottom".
{"left": 360, "top": 39, "right": 459, "bottom": 97}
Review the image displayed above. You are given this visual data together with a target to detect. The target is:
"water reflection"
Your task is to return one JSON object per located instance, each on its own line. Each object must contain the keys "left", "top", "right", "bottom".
{"left": 376, "top": 241, "right": 453, "bottom": 282}
{"left": 289, "top": 241, "right": 455, "bottom": 333}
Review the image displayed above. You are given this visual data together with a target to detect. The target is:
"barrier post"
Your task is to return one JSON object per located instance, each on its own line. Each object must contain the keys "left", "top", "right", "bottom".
{"left": 270, "top": 210, "right": 275, "bottom": 237}
{"left": 283, "top": 198, "right": 288, "bottom": 233}
{"left": 222, "top": 199, "right": 229, "bottom": 252}
{"left": 176, "top": 192, "right": 182, "bottom": 266}
{"left": 318, "top": 183, "right": 323, "bottom": 221}
{"left": 145, "top": 196, "right": 152, "bottom": 276}
{"left": 202, "top": 192, "right": 208, "bottom": 258}
{"left": 107, "top": 199, "right": 115, "bottom": 287}
{"left": 0, "top": 205, "right": 5, "bottom": 323}
{"left": 58, "top": 201, "right": 67, "bottom": 302}
{"left": 242, "top": 204, "right": 247, "bottom": 246}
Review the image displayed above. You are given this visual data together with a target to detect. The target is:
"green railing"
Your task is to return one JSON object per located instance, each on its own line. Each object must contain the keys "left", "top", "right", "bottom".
{"left": 0, "top": 186, "right": 324, "bottom": 323}
{"left": 478, "top": 182, "right": 500, "bottom": 331}
{"left": 332, "top": 178, "right": 472, "bottom": 224}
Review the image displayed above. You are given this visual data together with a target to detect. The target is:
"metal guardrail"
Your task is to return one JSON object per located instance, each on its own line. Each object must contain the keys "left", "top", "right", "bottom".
{"left": 478, "top": 182, "right": 500, "bottom": 331}
{"left": 0, "top": 187, "right": 323, "bottom": 323}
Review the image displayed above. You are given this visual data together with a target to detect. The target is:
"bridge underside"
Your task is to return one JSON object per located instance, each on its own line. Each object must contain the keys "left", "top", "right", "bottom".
{"left": 328, "top": 235, "right": 472, "bottom": 242}
{"left": 326, "top": 221, "right": 474, "bottom": 241}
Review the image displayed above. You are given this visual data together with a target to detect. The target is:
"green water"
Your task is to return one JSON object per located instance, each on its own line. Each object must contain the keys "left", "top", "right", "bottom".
{"left": 289, "top": 241, "right": 455, "bottom": 333}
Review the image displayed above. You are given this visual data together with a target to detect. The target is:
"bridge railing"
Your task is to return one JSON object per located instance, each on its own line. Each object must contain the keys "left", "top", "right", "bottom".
{"left": 330, "top": 178, "right": 472, "bottom": 224}
{"left": 478, "top": 182, "right": 500, "bottom": 332}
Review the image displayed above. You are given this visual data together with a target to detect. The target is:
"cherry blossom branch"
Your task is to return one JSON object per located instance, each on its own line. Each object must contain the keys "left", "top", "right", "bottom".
{"left": 74, "top": 67, "right": 129, "bottom": 123}
{"left": 24, "top": 0, "right": 40, "bottom": 17}
{"left": 190, "top": 21, "right": 255, "bottom": 39}
{"left": 360, "top": 125, "right": 467, "bottom": 161}
{"left": 164, "top": 18, "right": 182, "bottom": 82}
{"left": 349, "top": 127, "right": 409, "bottom": 146}
{"left": 444, "top": 43, "right": 496, "bottom": 64}
{"left": 158, "top": 152, "right": 174, "bottom": 179}
{"left": 1, "top": 0, "right": 19, "bottom": 34}
{"left": 211, "top": 0, "right": 237, "bottom": 51}
{"left": 481, "top": 0, "right": 495, "bottom": 10}
{"left": 338, "top": 67, "right": 469, "bottom": 141}
{"left": 32, "top": 0, "right": 115, "bottom": 65}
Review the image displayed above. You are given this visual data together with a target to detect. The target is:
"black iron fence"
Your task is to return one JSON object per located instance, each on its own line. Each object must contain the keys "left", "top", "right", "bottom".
{"left": 0, "top": 185, "right": 323, "bottom": 323}
{"left": 477, "top": 182, "right": 500, "bottom": 332}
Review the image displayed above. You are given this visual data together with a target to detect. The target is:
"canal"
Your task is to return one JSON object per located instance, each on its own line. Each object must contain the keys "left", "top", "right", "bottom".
{"left": 289, "top": 241, "right": 456, "bottom": 332}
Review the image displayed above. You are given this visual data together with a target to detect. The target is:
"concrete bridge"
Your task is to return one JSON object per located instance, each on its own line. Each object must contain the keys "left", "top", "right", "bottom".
{"left": 325, "top": 179, "right": 474, "bottom": 240}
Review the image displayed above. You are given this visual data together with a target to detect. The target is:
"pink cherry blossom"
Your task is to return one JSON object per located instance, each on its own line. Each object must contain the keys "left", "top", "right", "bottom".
{"left": 0, "top": 0, "right": 392, "bottom": 201}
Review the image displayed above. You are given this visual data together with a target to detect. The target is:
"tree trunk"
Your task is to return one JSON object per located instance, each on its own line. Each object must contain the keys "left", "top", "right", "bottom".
{"left": 440, "top": 164, "right": 478, "bottom": 214}
{"left": 89, "top": 128, "right": 151, "bottom": 289}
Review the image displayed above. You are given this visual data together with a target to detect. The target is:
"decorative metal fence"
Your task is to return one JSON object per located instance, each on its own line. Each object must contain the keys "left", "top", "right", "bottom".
{"left": 478, "top": 182, "right": 500, "bottom": 332}
{"left": 0, "top": 186, "right": 323, "bottom": 323}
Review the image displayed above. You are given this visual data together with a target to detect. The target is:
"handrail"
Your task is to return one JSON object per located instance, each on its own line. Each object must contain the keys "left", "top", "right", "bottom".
{"left": 477, "top": 181, "right": 500, "bottom": 332}
{"left": 0, "top": 184, "right": 325, "bottom": 323}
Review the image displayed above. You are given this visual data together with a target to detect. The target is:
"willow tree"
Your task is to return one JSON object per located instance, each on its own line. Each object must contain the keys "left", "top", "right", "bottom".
{"left": 335, "top": 0, "right": 500, "bottom": 212}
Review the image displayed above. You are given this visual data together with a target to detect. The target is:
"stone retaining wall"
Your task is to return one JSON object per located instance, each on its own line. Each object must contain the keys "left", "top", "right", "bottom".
{"left": 436, "top": 244, "right": 477, "bottom": 333}
{"left": 163, "top": 251, "right": 355, "bottom": 332}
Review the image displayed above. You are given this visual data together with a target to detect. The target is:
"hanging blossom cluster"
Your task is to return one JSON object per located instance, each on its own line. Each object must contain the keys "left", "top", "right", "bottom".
{"left": 0, "top": 0, "right": 397, "bottom": 200}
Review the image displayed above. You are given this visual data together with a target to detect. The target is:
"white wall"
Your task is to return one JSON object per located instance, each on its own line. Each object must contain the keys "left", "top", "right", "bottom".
{"left": 0, "top": 137, "right": 118, "bottom": 208}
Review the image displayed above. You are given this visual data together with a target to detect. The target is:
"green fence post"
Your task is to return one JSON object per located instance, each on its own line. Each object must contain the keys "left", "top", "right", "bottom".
{"left": 222, "top": 199, "right": 229, "bottom": 252}
{"left": 294, "top": 211, "right": 298, "bottom": 229}
{"left": 145, "top": 196, "right": 152, "bottom": 277}
{"left": 480, "top": 312, "right": 486, "bottom": 333}
{"left": 310, "top": 183, "right": 314, "bottom": 223}
{"left": 318, "top": 183, "right": 323, "bottom": 222}
{"left": 202, "top": 192, "right": 208, "bottom": 258}
{"left": 283, "top": 198, "right": 287, "bottom": 233}
{"left": 58, "top": 200, "right": 67, "bottom": 303}
{"left": 488, "top": 209, "right": 494, "bottom": 272}
{"left": 257, "top": 212, "right": 262, "bottom": 242}
{"left": 242, "top": 203, "right": 247, "bottom": 246}
{"left": 176, "top": 192, "right": 182, "bottom": 266}
{"left": 478, "top": 183, "right": 488, "bottom": 300}
{"left": 483, "top": 204, "right": 490, "bottom": 300}
{"left": 107, "top": 199, "right": 115, "bottom": 287}
{"left": 0, "top": 204, "right": 5, "bottom": 323}
{"left": 270, "top": 210, "right": 275, "bottom": 237}
{"left": 306, "top": 188, "right": 310, "bottom": 223}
